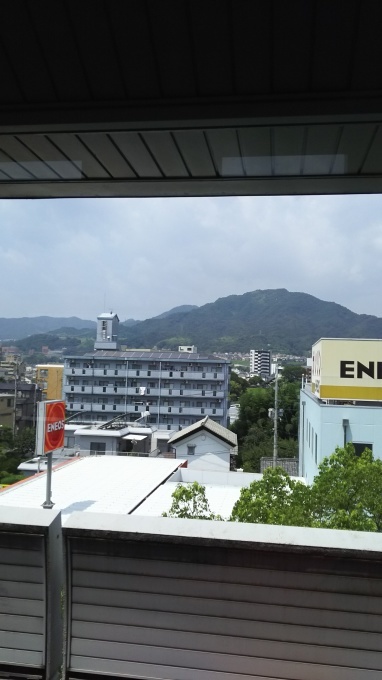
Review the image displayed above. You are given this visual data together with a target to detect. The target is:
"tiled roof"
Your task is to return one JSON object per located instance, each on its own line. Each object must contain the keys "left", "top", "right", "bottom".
{"left": 168, "top": 416, "right": 237, "bottom": 449}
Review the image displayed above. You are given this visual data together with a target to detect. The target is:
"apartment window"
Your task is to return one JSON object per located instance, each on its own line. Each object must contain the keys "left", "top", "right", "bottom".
{"left": 103, "top": 370, "right": 107, "bottom": 376}
{"left": 81, "top": 387, "right": 85, "bottom": 392}
{"left": 136, "top": 370, "right": 140, "bottom": 376}
{"left": 187, "top": 445, "right": 196, "bottom": 455}
{"left": 147, "top": 370, "right": 151, "bottom": 376}
{"left": 353, "top": 442, "right": 373, "bottom": 456}
{"left": 114, "top": 370, "right": 118, "bottom": 375}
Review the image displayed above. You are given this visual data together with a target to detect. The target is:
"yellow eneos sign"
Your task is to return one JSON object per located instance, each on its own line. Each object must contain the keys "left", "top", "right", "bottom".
{"left": 312, "top": 338, "right": 382, "bottom": 400}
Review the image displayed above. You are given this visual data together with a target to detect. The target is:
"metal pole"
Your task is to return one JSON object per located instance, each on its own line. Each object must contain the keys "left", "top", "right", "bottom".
{"left": 42, "top": 451, "right": 54, "bottom": 509}
{"left": 12, "top": 361, "right": 18, "bottom": 438}
{"left": 273, "top": 365, "right": 278, "bottom": 467}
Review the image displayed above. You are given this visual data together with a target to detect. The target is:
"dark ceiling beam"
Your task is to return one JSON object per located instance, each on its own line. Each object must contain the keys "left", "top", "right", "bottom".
{"left": 1, "top": 174, "right": 382, "bottom": 199}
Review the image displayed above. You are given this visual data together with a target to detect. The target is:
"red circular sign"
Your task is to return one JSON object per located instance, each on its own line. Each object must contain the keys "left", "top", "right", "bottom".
{"left": 44, "top": 401, "right": 65, "bottom": 453}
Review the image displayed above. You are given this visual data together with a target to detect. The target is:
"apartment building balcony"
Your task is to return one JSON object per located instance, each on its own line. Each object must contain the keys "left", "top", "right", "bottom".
{"left": 65, "top": 386, "right": 93, "bottom": 394}
{"left": 153, "top": 406, "right": 223, "bottom": 417}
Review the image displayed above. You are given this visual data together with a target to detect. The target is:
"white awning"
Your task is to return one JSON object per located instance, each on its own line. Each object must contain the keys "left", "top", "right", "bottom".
{"left": 123, "top": 434, "right": 147, "bottom": 441}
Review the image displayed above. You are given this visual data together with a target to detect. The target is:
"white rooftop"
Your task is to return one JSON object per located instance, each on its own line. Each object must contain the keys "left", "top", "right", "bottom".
{"left": 0, "top": 457, "right": 183, "bottom": 521}
{"left": 134, "top": 469, "right": 304, "bottom": 520}
{"left": 135, "top": 481, "right": 242, "bottom": 520}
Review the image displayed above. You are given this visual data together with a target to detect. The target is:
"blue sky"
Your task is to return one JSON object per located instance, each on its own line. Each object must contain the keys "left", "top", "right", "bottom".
{"left": 1, "top": 194, "right": 382, "bottom": 321}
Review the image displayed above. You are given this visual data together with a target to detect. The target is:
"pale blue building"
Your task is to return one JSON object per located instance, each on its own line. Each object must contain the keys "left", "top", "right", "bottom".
{"left": 299, "top": 383, "right": 382, "bottom": 484}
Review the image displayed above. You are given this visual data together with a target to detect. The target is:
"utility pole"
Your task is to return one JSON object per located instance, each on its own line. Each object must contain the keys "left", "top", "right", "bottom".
{"left": 12, "top": 359, "right": 19, "bottom": 438}
{"left": 273, "top": 365, "right": 279, "bottom": 467}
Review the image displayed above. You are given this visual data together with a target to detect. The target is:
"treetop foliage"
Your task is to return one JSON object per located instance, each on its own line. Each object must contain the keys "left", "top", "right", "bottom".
{"left": 164, "top": 445, "right": 382, "bottom": 533}
{"left": 162, "top": 481, "right": 222, "bottom": 521}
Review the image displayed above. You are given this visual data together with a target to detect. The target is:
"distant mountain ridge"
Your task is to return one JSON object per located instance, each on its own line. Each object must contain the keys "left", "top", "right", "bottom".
{"left": 0, "top": 316, "right": 96, "bottom": 341}
{"left": 4, "top": 290, "right": 382, "bottom": 353}
{"left": 117, "top": 289, "right": 382, "bottom": 353}
{"left": 0, "top": 305, "right": 198, "bottom": 341}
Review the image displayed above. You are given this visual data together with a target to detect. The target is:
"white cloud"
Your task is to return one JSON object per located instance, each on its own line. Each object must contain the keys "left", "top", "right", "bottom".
{"left": 0, "top": 195, "right": 382, "bottom": 320}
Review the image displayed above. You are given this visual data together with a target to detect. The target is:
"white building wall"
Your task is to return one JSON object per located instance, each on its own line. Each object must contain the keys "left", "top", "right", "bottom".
{"left": 173, "top": 431, "right": 231, "bottom": 471}
{"left": 299, "top": 387, "right": 382, "bottom": 483}
{"left": 74, "top": 433, "right": 119, "bottom": 455}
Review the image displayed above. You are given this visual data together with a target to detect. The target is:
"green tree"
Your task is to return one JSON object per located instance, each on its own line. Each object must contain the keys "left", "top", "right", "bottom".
{"left": 230, "top": 467, "right": 312, "bottom": 526}
{"left": 231, "top": 387, "right": 273, "bottom": 444}
{"left": 240, "top": 423, "right": 273, "bottom": 471}
{"left": 281, "top": 364, "right": 309, "bottom": 383}
{"left": 12, "top": 428, "right": 36, "bottom": 458}
{"left": 0, "top": 426, "right": 14, "bottom": 450}
{"left": 278, "top": 381, "right": 300, "bottom": 440}
{"left": 163, "top": 481, "right": 222, "bottom": 520}
{"left": 231, "top": 445, "right": 382, "bottom": 532}
{"left": 310, "top": 444, "right": 382, "bottom": 531}
{"left": 229, "top": 372, "right": 248, "bottom": 401}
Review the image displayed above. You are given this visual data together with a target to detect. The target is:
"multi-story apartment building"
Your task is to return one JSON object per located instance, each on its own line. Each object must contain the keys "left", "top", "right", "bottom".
{"left": 0, "top": 382, "right": 41, "bottom": 431}
{"left": 249, "top": 349, "right": 272, "bottom": 378}
{"left": 63, "top": 313, "right": 230, "bottom": 429}
{"left": 35, "top": 364, "right": 64, "bottom": 401}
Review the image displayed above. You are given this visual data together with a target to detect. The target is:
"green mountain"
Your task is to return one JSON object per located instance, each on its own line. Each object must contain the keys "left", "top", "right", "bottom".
{"left": 118, "top": 289, "right": 382, "bottom": 353}
{"left": 6, "top": 290, "right": 382, "bottom": 354}
{"left": 152, "top": 304, "right": 198, "bottom": 320}
{"left": 0, "top": 316, "right": 95, "bottom": 341}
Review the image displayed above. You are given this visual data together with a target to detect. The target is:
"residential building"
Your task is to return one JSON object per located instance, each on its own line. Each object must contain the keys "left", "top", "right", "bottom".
{"left": 250, "top": 349, "right": 271, "bottom": 377}
{"left": 0, "top": 393, "right": 14, "bottom": 429}
{"left": 35, "top": 364, "right": 64, "bottom": 401}
{"left": 63, "top": 313, "right": 230, "bottom": 429}
{"left": 0, "top": 354, "right": 25, "bottom": 381}
{"left": 168, "top": 416, "right": 238, "bottom": 471}
{"left": 0, "top": 382, "right": 41, "bottom": 431}
{"left": 300, "top": 338, "right": 382, "bottom": 483}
